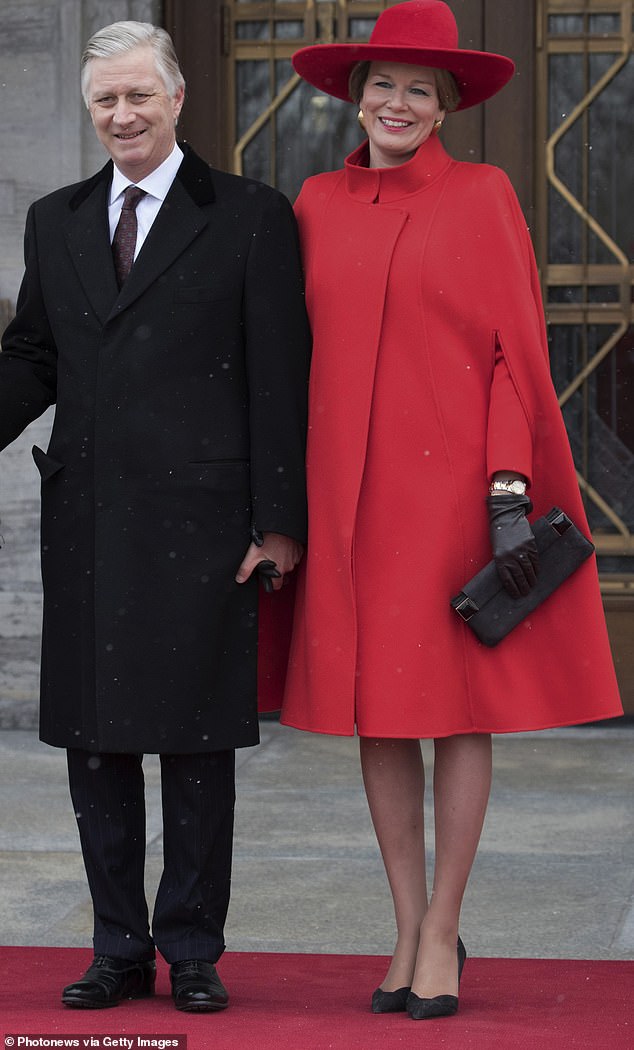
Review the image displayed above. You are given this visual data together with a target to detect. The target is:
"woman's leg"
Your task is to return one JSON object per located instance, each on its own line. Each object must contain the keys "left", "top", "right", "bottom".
{"left": 411, "top": 733, "right": 492, "bottom": 998}
{"left": 359, "top": 737, "right": 428, "bottom": 991}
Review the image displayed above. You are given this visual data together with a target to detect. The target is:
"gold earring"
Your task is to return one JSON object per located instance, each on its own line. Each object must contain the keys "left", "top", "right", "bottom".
{"left": 433, "top": 119, "right": 443, "bottom": 131}
{"left": 357, "top": 109, "right": 366, "bottom": 130}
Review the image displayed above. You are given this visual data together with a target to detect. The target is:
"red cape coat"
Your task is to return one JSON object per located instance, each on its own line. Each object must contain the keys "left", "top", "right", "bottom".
{"left": 275, "top": 134, "right": 621, "bottom": 737}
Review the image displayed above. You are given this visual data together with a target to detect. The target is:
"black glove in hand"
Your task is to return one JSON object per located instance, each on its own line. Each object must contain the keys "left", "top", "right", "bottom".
{"left": 487, "top": 493, "right": 539, "bottom": 598}
{"left": 256, "top": 559, "right": 281, "bottom": 593}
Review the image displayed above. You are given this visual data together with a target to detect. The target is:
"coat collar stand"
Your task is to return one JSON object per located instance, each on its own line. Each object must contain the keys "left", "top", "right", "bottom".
{"left": 344, "top": 131, "right": 452, "bottom": 203}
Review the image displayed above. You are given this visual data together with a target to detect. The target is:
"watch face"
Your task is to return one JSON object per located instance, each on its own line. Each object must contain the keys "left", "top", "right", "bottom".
{"left": 509, "top": 480, "right": 525, "bottom": 494}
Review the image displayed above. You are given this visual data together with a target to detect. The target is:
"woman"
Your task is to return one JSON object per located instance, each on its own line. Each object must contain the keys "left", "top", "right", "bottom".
{"left": 280, "top": 0, "right": 622, "bottom": 1020}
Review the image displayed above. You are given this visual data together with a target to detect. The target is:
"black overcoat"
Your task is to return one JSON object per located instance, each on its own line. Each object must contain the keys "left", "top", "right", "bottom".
{"left": 0, "top": 146, "right": 310, "bottom": 753}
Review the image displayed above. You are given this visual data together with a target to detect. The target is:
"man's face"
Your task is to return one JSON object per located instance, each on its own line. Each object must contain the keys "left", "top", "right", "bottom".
{"left": 87, "top": 45, "right": 184, "bottom": 182}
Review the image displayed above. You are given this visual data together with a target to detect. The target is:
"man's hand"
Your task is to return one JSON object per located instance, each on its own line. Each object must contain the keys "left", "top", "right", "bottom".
{"left": 235, "top": 532, "right": 304, "bottom": 592}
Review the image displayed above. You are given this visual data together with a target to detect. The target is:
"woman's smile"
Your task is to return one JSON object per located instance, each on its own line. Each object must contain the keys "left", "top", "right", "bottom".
{"left": 379, "top": 117, "right": 413, "bottom": 129}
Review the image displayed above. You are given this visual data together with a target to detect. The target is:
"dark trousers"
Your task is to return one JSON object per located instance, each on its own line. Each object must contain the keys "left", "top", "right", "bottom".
{"left": 66, "top": 748, "right": 235, "bottom": 964}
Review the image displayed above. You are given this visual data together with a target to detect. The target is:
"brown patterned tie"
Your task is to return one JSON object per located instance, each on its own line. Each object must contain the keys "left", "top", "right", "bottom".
{"left": 111, "top": 185, "right": 146, "bottom": 287}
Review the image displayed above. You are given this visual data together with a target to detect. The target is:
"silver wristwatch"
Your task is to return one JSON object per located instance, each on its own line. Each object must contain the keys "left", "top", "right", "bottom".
{"left": 489, "top": 478, "right": 527, "bottom": 496}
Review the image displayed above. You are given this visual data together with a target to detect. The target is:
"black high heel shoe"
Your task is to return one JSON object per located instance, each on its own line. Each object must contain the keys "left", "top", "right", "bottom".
{"left": 406, "top": 937, "right": 467, "bottom": 1020}
{"left": 371, "top": 985, "right": 411, "bottom": 1013}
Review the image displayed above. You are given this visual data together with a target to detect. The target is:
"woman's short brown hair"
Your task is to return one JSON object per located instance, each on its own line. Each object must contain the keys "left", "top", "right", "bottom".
{"left": 348, "top": 61, "right": 461, "bottom": 112}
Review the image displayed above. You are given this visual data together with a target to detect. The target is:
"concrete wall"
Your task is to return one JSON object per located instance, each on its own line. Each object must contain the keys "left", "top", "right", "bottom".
{"left": 0, "top": 0, "right": 160, "bottom": 724}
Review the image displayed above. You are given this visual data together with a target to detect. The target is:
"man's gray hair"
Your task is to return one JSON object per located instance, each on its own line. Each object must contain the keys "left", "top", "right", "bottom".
{"left": 81, "top": 21, "right": 185, "bottom": 107}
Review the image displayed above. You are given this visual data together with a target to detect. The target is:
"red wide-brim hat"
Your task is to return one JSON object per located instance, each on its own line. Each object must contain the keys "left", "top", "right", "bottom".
{"left": 292, "top": 0, "right": 515, "bottom": 110}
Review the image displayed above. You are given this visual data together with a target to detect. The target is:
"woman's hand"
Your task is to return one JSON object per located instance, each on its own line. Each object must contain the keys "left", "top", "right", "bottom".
{"left": 486, "top": 493, "right": 539, "bottom": 598}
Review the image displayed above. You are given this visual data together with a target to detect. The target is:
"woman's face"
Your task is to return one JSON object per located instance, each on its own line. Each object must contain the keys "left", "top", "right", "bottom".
{"left": 360, "top": 62, "right": 445, "bottom": 168}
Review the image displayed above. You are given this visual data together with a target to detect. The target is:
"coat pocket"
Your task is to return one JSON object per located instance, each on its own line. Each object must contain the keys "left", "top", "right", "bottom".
{"left": 32, "top": 445, "right": 65, "bottom": 481}
{"left": 173, "top": 286, "right": 233, "bottom": 304}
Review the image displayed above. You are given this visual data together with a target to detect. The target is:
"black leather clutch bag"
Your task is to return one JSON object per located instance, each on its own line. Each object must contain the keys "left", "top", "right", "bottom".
{"left": 450, "top": 507, "right": 595, "bottom": 647}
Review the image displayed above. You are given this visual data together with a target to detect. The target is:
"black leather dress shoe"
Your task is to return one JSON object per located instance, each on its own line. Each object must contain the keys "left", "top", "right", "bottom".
{"left": 62, "top": 955, "right": 156, "bottom": 1009}
{"left": 170, "top": 959, "right": 229, "bottom": 1013}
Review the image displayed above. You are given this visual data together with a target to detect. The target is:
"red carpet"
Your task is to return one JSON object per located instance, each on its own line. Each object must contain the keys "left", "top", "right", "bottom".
{"left": 1, "top": 947, "right": 632, "bottom": 1050}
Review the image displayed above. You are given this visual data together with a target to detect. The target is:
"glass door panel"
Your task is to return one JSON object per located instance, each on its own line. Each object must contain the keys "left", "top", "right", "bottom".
{"left": 536, "top": 0, "right": 634, "bottom": 584}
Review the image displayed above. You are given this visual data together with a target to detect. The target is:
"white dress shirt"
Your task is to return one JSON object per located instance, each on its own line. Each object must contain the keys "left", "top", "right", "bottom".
{"left": 108, "top": 143, "right": 184, "bottom": 259}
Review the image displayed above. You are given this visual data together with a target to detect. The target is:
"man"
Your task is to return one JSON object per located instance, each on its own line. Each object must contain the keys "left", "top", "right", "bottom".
{"left": 0, "top": 21, "right": 310, "bottom": 1012}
